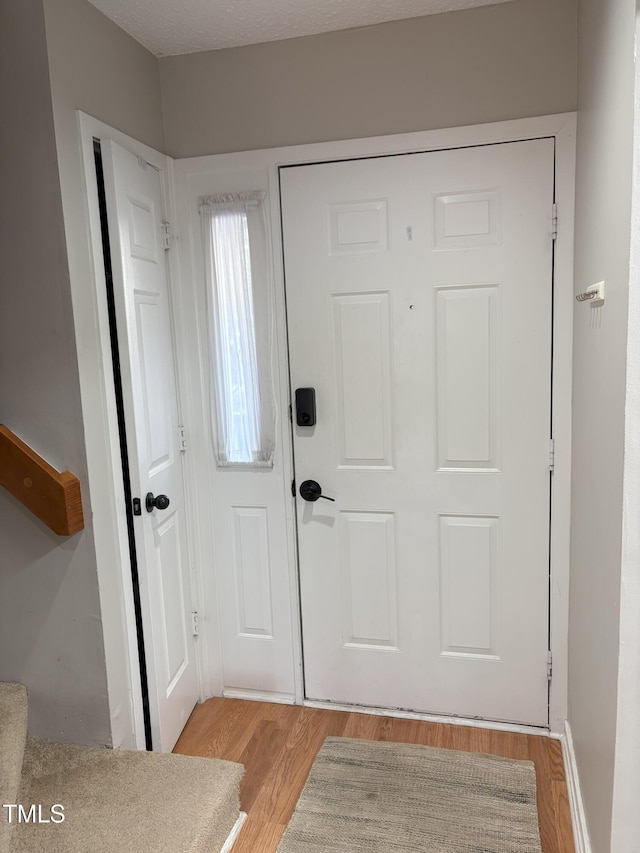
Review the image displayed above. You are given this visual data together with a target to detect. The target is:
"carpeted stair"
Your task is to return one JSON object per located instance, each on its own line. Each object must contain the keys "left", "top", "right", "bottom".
{"left": 0, "top": 684, "right": 28, "bottom": 853}
{"left": 0, "top": 683, "right": 243, "bottom": 853}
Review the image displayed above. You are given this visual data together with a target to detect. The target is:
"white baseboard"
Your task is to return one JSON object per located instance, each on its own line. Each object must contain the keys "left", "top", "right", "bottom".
{"left": 220, "top": 812, "right": 247, "bottom": 853}
{"left": 562, "top": 721, "right": 592, "bottom": 853}
{"left": 223, "top": 688, "right": 295, "bottom": 704}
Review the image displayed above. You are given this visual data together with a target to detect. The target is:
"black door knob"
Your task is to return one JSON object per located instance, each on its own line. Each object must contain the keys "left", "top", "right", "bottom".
{"left": 299, "top": 480, "right": 335, "bottom": 503}
{"left": 146, "top": 492, "right": 170, "bottom": 512}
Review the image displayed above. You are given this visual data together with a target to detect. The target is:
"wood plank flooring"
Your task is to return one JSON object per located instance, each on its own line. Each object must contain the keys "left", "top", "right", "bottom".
{"left": 174, "top": 698, "right": 575, "bottom": 853}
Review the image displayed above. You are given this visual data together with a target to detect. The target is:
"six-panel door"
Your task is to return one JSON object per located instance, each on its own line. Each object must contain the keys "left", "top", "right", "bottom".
{"left": 281, "top": 139, "right": 554, "bottom": 725}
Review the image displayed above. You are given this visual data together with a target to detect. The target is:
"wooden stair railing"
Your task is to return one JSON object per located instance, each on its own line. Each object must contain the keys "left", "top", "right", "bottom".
{"left": 0, "top": 425, "right": 84, "bottom": 535}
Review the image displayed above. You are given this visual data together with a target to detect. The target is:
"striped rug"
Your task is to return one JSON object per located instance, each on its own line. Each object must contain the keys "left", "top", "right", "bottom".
{"left": 277, "top": 736, "right": 542, "bottom": 852}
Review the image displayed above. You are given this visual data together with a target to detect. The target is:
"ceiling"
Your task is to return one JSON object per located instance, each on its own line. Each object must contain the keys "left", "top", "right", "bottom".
{"left": 86, "top": 0, "right": 515, "bottom": 57}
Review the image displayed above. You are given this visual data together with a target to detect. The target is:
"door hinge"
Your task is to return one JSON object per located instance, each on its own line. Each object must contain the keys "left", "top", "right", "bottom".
{"left": 548, "top": 438, "right": 555, "bottom": 471}
{"left": 178, "top": 425, "right": 187, "bottom": 452}
{"left": 291, "top": 479, "right": 296, "bottom": 498}
{"left": 191, "top": 611, "right": 200, "bottom": 637}
{"left": 551, "top": 203, "right": 558, "bottom": 240}
{"left": 161, "top": 220, "right": 172, "bottom": 251}
{"left": 288, "top": 404, "right": 293, "bottom": 423}
{"left": 547, "top": 650, "right": 553, "bottom": 681}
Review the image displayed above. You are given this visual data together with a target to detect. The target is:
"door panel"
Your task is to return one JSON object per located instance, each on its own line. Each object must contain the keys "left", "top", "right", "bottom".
{"left": 102, "top": 140, "right": 199, "bottom": 751}
{"left": 231, "top": 506, "right": 274, "bottom": 639}
{"left": 281, "top": 139, "right": 554, "bottom": 726}
{"left": 436, "top": 285, "right": 500, "bottom": 469}
{"left": 333, "top": 292, "right": 393, "bottom": 468}
{"left": 340, "top": 510, "right": 399, "bottom": 650}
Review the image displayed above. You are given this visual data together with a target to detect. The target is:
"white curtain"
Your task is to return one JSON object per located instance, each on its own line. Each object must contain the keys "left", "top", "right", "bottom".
{"left": 200, "top": 191, "right": 275, "bottom": 468}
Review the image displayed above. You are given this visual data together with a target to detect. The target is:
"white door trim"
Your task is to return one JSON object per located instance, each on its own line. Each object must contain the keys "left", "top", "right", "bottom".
{"left": 174, "top": 112, "right": 575, "bottom": 733}
{"left": 548, "top": 117, "right": 576, "bottom": 733}
{"left": 73, "top": 112, "right": 202, "bottom": 749}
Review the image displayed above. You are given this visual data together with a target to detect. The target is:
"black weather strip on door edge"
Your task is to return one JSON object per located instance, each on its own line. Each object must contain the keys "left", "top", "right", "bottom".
{"left": 93, "top": 138, "right": 153, "bottom": 751}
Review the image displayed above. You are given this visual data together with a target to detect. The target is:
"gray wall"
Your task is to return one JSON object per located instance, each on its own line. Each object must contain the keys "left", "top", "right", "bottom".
{"left": 0, "top": 0, "right": 110, "bottom": 745}
{"left": 42, "top": 0, "right": 165, "bottom": 154}
{"left": 569, "top": 0, "right": 636, "bottom": 848}
{"left": 0, "top": 0, "right": 165, "bottom": 747}
{"left": 611, "top": 12, "right": 640, "bottom": 845}
{"left": 159, "top": 0, "right": 577, "bottom": 157}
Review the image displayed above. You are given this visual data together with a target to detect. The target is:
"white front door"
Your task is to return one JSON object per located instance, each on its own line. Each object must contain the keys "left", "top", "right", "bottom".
{"left": 102, "top": 140, "right": 199, "bottom": 751}
{"left": 281, "top": 139, "right": 554, "bottom": 726}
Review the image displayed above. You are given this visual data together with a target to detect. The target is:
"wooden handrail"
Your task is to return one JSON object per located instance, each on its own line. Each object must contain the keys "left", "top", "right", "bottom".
{"left": 0, "top": 425, "right": 84, "bottom": 536}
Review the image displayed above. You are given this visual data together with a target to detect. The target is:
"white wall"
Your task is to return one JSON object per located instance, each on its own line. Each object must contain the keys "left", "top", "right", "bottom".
{"left": 570, "top": 0, "right": 636, "bottom": 848}
{"left": 0, "top": 0, "right": 111, "bottom": 745}
{"left": 159, "top": 0, "right": 577, "bottom": 157}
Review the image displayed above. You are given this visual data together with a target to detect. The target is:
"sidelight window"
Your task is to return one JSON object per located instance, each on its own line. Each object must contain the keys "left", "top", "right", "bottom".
{"left": 200, "top": 191, "right": 275, "bottom": 467}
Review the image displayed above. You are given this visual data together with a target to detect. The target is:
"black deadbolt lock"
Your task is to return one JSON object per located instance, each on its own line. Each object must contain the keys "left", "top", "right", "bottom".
{"left": 295, "top": 388, "right": 316, "bottom": 427}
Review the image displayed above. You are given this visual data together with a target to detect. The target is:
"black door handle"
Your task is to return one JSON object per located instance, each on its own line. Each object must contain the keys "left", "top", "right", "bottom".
{"left": 146, "top": 492, "right": 170, "bottom": 512}
{"left": 299, "top": 480, "right": 335, "bottom": 503}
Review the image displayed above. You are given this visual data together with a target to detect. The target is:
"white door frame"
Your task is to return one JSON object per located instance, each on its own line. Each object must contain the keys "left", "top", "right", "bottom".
{"left": 70, "top": 113, "right": 574, "bottom": 748}
{"left": 174, "top": 112, "right": 576, "bottom": 733}
{"left": 72, "top": 112, "right": 205, "bottom": 750}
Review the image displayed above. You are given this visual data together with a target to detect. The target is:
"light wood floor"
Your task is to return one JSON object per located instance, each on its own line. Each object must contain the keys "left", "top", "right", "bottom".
{"left": 174, "top": 698, "right": 575, "bottom": 853}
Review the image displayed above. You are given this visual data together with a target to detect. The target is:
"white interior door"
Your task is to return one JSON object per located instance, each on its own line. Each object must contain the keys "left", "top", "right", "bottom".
{"left": 102, "top": 140, "right": 199, "bottom": 751}
{"left": 281, "top": 139, "right": 554, "bottom": 726}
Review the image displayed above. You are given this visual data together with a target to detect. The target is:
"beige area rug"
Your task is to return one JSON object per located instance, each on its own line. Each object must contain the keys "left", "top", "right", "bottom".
{"left": 277, "top": 736, "right": 542, "bottom": 853}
